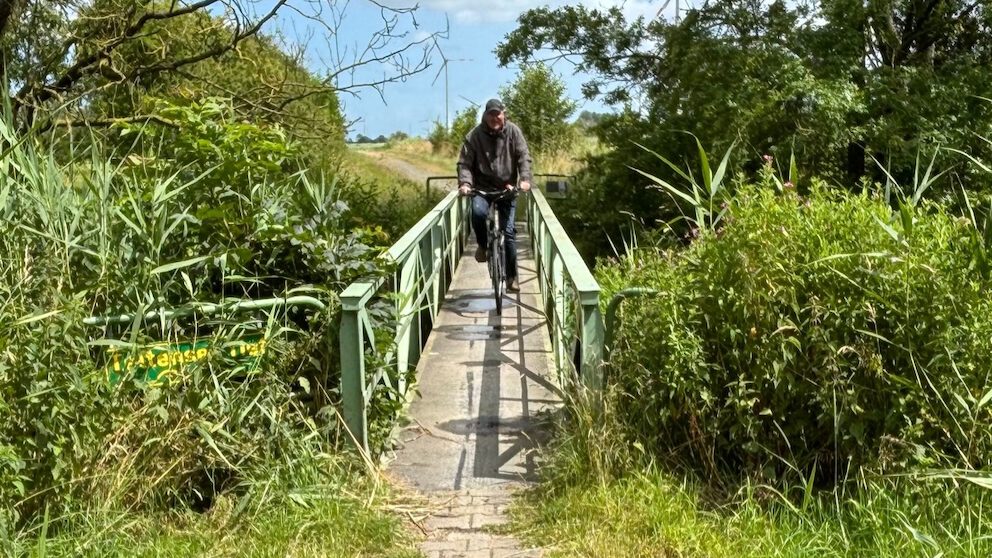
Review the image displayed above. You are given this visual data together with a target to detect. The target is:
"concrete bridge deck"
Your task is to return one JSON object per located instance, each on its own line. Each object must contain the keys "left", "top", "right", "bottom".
{"left": 388, "top": 232, "right": 559, "bottom": 557}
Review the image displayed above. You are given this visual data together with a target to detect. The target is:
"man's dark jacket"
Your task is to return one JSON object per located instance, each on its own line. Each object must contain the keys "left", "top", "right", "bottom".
{"left": 457, "top": 120, "right": 532, "bottom": 192}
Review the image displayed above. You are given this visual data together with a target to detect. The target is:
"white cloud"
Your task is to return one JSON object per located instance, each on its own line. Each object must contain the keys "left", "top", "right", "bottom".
{"left": 421, "top": 0, "right": 544, "bottom": 24}
{"left": 420, "top": 0, "right": 682, "bottom": 25}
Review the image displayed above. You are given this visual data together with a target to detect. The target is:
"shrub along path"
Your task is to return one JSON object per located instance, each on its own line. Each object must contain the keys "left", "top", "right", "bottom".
{"left": 387, "top": 233, "right": 558, "bottom": 557}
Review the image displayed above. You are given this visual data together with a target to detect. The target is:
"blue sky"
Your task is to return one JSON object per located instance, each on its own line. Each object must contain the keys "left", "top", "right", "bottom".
{"left": 269, "top": 1, "right": 669, "bottom": 139}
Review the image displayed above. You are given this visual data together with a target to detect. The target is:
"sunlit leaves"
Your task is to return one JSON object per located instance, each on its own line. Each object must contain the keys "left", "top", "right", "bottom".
{"left": 499, "top": 63, "right": 577, "bottom": 157}
{"left": 599, "top": 181, "right": 992, "bottom": 480}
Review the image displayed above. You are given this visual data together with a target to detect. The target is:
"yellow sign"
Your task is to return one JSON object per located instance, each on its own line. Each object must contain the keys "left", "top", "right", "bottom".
{"left": 106, "top": 337, "right": 267, "bottom": 384}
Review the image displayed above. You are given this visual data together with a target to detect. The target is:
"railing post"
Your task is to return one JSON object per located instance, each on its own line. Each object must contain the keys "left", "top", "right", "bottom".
{"left": 339, "top": 287, "right": 369, "bottom": 451}
{"left": 396, "top": 251, "right": 417, "bottom": 383}
{"left": 337, "top": 192, "right": 461, "bottom": 456}
{"left": 579, "top": 293, "right": 604, "bottom": 390}
{"left": 430, "top": 219, "right": 443, "bottom": 316}
{"left": 551, "top": 251, "right": 566, "bottom": 377}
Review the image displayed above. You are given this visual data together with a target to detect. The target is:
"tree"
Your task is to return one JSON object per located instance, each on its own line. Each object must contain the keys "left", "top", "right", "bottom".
{"left": 497, "top": 1, "right": 992, "bottom": 183}
{"left": 498, "top": 63, "right": 577, "bottom": 156}
{"left": 574, "top": 110, "right": 607, "bottom": 130}
{"left": 0, "top": 0, "right": 443, "bottom": 131}
{"left": 495, "top": 1, "right": 992, "bottom": 256}
{"left": 428, "top": 105, "right": 477, "bottom": 154}
{"left": 501, "top": 5, "right": 990, "bottom": 181}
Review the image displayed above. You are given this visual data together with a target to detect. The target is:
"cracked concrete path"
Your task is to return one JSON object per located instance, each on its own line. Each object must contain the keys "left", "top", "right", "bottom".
{"left": 387, "top": 229, "right": 560, "bottom": 558}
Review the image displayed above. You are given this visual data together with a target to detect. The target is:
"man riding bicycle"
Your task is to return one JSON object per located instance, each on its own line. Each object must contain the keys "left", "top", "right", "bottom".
{"left": 457, "top": 98, "right": 533, "bottom": 292}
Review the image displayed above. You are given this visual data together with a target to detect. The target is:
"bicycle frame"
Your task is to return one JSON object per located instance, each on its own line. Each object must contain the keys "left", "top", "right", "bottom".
{"left": 471, "top": 188, "right": 517, "bottom": 315}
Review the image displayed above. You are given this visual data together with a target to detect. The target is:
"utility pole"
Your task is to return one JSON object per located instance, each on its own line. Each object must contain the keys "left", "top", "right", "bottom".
{"left": 657, "top": 0, "right": 682, "bottom": 22}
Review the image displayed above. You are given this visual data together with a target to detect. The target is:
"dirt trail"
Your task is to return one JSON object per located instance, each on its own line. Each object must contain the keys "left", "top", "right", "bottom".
{"left": 358, "top": 150, "right": 456, "bottom": 189}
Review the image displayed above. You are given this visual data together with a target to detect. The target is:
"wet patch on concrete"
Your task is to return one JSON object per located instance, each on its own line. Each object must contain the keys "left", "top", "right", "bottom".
{"left": 449, "top": 292, "right": 515, "bottom": 314}
{"left": 435, "top": 415, "right": 537, "bottom": 436}
{"left": 432, "top": 324, "right": 509, "bottom": 341}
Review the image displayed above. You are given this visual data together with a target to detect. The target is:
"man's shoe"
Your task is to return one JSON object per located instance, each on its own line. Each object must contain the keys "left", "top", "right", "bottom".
{"left": 474, "top": 246, "right": 488, "bottom": 262}
{"left": 507, "top": 277, "right": 519, "bottom": 293}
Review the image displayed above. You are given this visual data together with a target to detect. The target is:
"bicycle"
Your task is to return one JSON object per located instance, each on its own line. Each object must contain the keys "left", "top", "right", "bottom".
{"left": 468, "top": 187, "right": 519, "bottom": 316}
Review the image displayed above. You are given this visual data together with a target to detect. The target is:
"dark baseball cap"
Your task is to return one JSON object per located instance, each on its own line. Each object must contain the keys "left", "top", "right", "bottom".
{"left": 484, "top": 98, "right": 505, "bottom": 114}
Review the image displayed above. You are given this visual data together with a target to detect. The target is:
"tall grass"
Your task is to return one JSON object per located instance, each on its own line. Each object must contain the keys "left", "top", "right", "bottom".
{"left": 0, "top": 100, "right": 415, "bottom": 552}
{"left": 514, "top": 384, "right": 992, "bottom": 557}
{"left": 508, "top": 144, "right": 992, "bottom": 556}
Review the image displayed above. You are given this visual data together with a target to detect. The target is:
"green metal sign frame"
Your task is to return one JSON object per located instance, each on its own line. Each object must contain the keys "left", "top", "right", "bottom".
{"left": 85, "top": 296, "right": 329, "bottom": 384}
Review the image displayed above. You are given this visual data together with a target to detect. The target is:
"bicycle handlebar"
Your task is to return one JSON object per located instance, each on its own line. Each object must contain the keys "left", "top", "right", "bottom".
{"left": 463, "top": 186, "right": 521, "bottom": 201}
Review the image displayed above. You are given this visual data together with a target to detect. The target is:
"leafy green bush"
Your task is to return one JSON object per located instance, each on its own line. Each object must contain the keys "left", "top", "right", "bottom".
{"left": 0, "top": 99, "right": 396, "bottom": 531}
{"left": 600, "top": 182, "right": 992, "bottom": 481}
{"left": 109, "top": 98, "right": 385, "bottom": 299}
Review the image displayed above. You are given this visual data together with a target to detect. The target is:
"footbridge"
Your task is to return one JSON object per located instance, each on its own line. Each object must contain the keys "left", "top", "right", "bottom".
{"left": 338, "top": 181, "right": 611, "bottom": 555}
{"left": 338, "top": 183, "right": 604, "bottom": 455}
{"left": 82, "top": 177, "right": 620, "bottom": 556}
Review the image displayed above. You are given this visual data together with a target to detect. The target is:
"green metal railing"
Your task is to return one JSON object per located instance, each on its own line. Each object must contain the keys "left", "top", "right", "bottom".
{"left": 83, "top": 296, "right": 328, "bottom": 327}
{"left": 526, "top": 188, "right": 604, "bottom": 389}
{"left": 79, "top": 177, "right": 658, "bottom": 453}
{"left": 339, "top": 191, "right": 470, "bottom": 450}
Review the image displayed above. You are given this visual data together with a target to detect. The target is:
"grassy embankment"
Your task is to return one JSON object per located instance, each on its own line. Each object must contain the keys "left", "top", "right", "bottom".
{"left": 24, "top": 473, "right": 422, "bottom": 557}
{"left": 348, "top": 134, "right": 599, "bottom": 184}
{"left": 347, "top": 139, "right": 455, "bottom": 178}
{"left": 341, "top": 140, "right": 448, "bottom": 229}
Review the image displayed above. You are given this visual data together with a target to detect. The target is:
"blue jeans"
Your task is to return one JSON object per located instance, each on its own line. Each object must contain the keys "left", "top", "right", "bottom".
{"left": 472, "top": 194, "right": 517, "bottom": 280}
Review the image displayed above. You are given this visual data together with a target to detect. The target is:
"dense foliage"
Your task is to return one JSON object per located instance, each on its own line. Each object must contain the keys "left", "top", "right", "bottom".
{"left": 499, "top": 0, "right": 992, "bottom": 256}
{"left": 498, "top": 63, "right": 577, "bottom": 157}
{"left": 0, "top": 99, "right": 423, "bottom": 535}
{"left": 0, "top": 1, "right": 435, "bottom": 551}
{"left": 598, "top": 181, "right": 992, "bottom": 480}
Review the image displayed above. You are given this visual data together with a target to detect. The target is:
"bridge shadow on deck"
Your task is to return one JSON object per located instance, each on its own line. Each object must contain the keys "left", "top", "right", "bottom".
{"left": 387, "top": 238, "right": 561, "bottom": 491}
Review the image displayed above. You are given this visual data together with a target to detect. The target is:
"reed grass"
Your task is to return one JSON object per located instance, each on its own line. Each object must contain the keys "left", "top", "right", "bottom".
{"left": 0, "top": 100, "right": 417, "bottom": 553}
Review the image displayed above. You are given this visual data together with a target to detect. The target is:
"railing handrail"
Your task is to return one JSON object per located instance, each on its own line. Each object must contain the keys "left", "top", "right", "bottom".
{"left": 527, "top": 188, "right": 604, "bottom": 389}
{"left": 83, "top": 295, "right": 329, "bottom": 327}
{"left": 339, "top": 189, "right": 469, "bottom": 451}
{"left": 528, "top": 189, "right": 599, "bottom": 304}
{"left": 385, "top": 192, "right": 459, "bottom": 262}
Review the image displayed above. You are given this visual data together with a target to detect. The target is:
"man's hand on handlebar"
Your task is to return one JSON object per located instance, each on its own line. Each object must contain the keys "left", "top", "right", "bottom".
{"left": 519, "top": 180, "right": 531, "bottom": 192}
{"left": 459, "top": 184, "right": 524, "bottom": 198}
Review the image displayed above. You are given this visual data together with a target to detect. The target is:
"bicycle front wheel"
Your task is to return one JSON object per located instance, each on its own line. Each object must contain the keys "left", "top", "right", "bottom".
{"left": 491, "top": 233, "right": 504, "bottom": 315}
